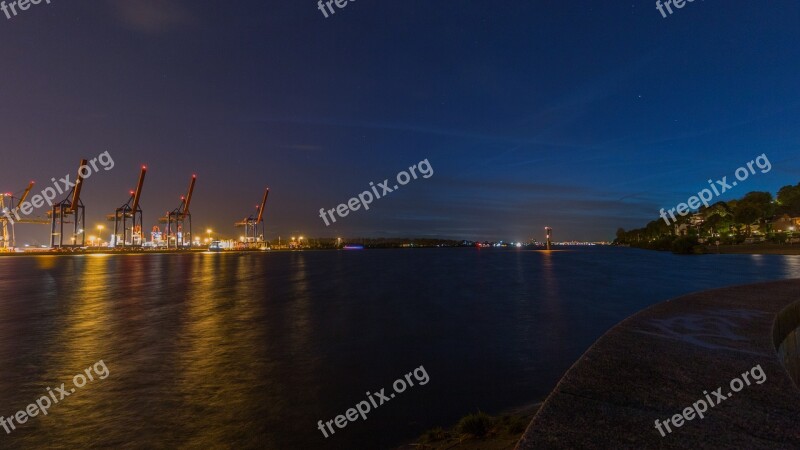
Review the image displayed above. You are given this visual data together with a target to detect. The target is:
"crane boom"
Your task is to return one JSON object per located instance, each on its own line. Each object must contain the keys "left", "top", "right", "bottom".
{"left": 256, "top": 188, "right": 269, "bottom": 223}
{"left": 70, "top": 159, "right": 88, "bottom": 211}
{"left": 17, "top": 181, "right": 35, "bottom": 207}
{"left": 131, "top": 166, "right": 147, "bottom": 212}
{"left": 183, "top": 175, "right": 196, "bottom": 216}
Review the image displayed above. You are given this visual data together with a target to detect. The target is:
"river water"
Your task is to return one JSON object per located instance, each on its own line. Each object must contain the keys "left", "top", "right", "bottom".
{"left": 0, "top": 247, "right": 798, "bottom": 449}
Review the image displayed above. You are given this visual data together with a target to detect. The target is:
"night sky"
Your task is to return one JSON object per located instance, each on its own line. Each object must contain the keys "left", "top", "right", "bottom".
{"left": 1, "top": 0, "right": 799, "bottom": 243}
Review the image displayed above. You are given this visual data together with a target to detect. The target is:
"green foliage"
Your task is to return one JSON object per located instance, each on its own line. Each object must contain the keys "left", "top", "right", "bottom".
{"left": 720, "top": 233, "right": 746, "bottom": 245}
{"left": 777, "top": 183, "right": 800, "bottom": 216}
{"left": 770, "top": 232, "right": 788, "bottom": 244}
{"left": 671, "top": 236, "right": 700, "bottom": 254}
{"left": 741, "top": 191, "right": 773, "bottom": 207}
{"left": 420, "top": 427, "right": 450, "bottom": 443}
{"left": 617, "top": 187, "right": 796, "bottom": 247}
{"left": 456, "top": 411, "right": 495, "bottom": 437}
{"left": 649, "top": 236, "right": 676, "bottom": 251}
{"left": 733, "top": 204, "right": 761, "bottom": 235}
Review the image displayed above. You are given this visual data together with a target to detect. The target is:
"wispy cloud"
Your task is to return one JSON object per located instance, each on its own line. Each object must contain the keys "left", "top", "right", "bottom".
{"left": 108, "top": 0, "right": 197, "bottom": 34}
{"left": 250, "top": 116, "right": 589, "bottom": 150}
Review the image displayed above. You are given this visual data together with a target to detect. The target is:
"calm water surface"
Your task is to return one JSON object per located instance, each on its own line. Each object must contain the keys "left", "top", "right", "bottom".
{"left": 0, "top": 247, "right": 798, "bottom": 449}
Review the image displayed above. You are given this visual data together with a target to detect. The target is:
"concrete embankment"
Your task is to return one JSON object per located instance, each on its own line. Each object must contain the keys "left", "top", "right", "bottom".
{"left": 518, "top": 280, "right": 800, "bottom": 449}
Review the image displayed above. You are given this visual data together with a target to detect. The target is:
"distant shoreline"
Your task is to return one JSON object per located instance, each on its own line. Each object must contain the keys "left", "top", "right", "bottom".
{"left": 0, "top": 244, "right": 607, "bottom": 257}
{"left": 709, "top": 243, "right": 800, "bottom": 255}
{"left": 622, "top": 243, "right": 800, "bottom": 255}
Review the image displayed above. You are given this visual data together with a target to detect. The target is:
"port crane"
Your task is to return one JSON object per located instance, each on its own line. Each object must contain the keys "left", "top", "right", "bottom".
{"left": 160, "top": 175, "right": 196, "bottom": 249}
{"left": 235, "top": 187, "right": 269, "bottom": 246}
{"left": 107, "top": 165, "right": 147, "bottom": 248}
{"left": 0, "top": 182, "right": 48, "bottom": 250}
{"left": 50, "top": 159, "right": 88, "bottom": 248}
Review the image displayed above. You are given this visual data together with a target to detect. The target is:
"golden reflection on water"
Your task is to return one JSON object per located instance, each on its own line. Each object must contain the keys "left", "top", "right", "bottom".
{"left": 539, "top": 250, "right": 560, "bottom": 301}
{"left": 34, "top": 255, "right": 58, "bottom": 270}
{"left": 287, "top": 252, "right": 313, "bottom": 359}
{"left": 174, "top": 253, "right": 275, "bottom": 448}
{"left": 34, "top": 256, "right": 113, "bottom": 447}
{"left": 0, "top": 254, "right": 287, "bottom": 448}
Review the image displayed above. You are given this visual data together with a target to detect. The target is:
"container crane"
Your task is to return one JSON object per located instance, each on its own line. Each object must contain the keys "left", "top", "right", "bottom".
{"left": 235, "top": 187, "right": 269, "bottom": 246}
{"left": 50, "top": 159, "right": 88, "bottom": 248}
{"left": 107, "top": 165, "right": 147, "bottom": 248}
{"left": 0, "top": 182, "right": 38, "bottom": 250}
{"left": 159, "top": 174, "right": 196, "bottom": 249}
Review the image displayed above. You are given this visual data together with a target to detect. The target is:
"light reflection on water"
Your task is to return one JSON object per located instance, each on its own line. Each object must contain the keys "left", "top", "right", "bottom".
{"left": 0, "top": 248, "right": 799, "bottom": 449}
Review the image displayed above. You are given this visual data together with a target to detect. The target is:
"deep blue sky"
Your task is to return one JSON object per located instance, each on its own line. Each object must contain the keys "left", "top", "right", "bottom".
{"left": 1, "top": 1, "right": 799, "bottom": 243}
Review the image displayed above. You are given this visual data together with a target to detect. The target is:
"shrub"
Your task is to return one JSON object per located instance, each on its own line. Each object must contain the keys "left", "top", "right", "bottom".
{"left": 770, "top": 232, "right": 788, "bottom": 244}
{"left": 456, "top": 411, "right": 494, "bottom": 437}
{"left": 420, "top": 427, "right": 449, "bottom": 443}
{"left": 671, "top": 236, "right": 700, "bottom": 254}
{"left": 650, "top": 236, "right": 676, "bottom": 251}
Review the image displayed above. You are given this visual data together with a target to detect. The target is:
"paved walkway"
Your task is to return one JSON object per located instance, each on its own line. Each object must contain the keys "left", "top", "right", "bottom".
{"left": 517, "top": 279, "right": 800, "bottom": 449}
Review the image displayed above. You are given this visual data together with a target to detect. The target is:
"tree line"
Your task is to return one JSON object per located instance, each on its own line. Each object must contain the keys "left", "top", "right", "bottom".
{"left": 615, "top": 183, "right": 800, "bottom": 252}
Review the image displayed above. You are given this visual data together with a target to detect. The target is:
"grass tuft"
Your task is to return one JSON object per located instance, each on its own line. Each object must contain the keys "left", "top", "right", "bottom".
{"left": 456, "top": 411, "right": 495, "bottom": 437}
